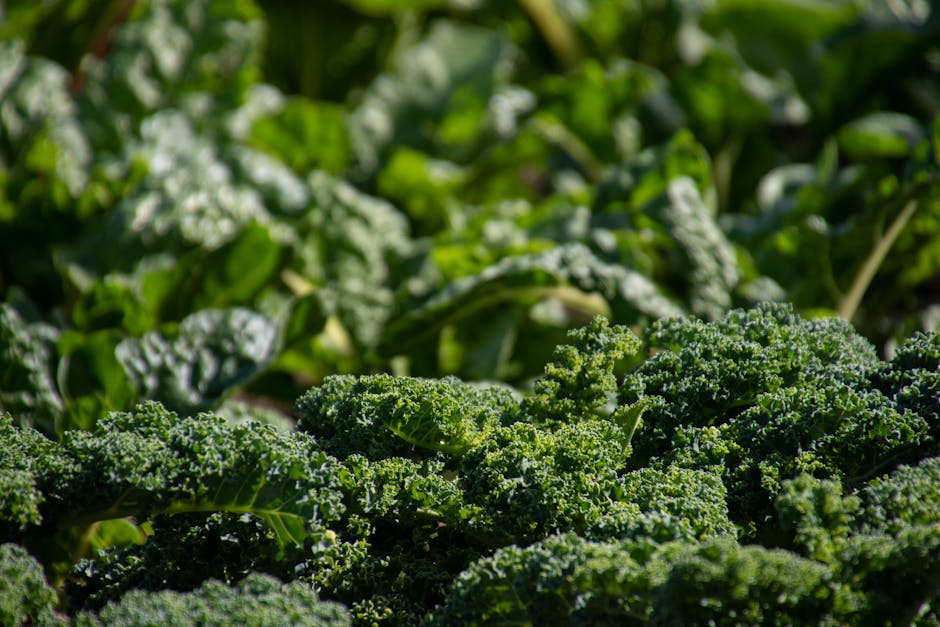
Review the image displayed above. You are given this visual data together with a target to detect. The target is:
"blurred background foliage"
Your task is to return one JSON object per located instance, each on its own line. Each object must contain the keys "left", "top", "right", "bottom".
{"left": 1, "top": 0, "right": 939, "bottom": 436}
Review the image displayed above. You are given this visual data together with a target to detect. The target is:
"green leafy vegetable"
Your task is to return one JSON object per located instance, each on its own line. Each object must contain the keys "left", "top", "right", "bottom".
{"left": 4, "top": 0, "right": 940, "bottom": 624}
{"left": 74, "top": 572, "right": 349, "bottom": 627}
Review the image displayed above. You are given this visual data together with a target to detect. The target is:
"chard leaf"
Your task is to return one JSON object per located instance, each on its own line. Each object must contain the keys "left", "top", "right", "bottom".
{"left": 381, "top": 243, "right": 682, "bottom": 354}
{"left": 0, "top": 304, "right": 63, "bottom": 433}
{"left": 250, "top": 98, "right": 352, "bottom": 175}
{"left": 66, "top": 111, "right": 273, "bottom": 276}
{"left": 0, "top": 39, "right": 90, "bottom": 209}
{"left": 838, "top": 112, "right": 925, "bottom": 159}
{"left": 349, "top": 19, "right": 508, "bottom": 175}
{"left": 78, "top": 0, "right": 265, "bottom": 148}
{"left": 116, "top": 308, "right": 277, "bottom": 414}
{"left": 650, "top": 177, "right": 740, "bottom": 320}
{"left": 299, "top": 171, "right": 411, "bottom": 350}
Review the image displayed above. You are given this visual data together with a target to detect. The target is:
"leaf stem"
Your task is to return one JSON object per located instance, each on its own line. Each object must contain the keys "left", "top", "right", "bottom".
{"left": 518, "top": 0, "right": 583, "bottom": 71}
{"left": 838, "top": 198, "right": 917, "bottom": 323}
{"left": 529, "top": 116, "right": 603, "bottom": 182}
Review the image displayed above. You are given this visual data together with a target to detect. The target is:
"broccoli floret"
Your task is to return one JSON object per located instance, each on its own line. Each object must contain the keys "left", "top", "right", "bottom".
{"left": 0, "top": 543, "right": 60, "bottom": 627}
{"left": 74, "top": 573, "right": 349, "bottom": 626}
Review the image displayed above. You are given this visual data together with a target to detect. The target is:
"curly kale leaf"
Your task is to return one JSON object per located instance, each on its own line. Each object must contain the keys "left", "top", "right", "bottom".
{"left": 728, "top": 383, "right": 928, "bottom": 492}
{"left": 648, "top": 538, "right": 846, "bottom": 626}
{"left": 74, "top": 572, "right": 349, "bottom": 627}
{"left": 0, "top": 543, "right": 60, "bottom": 626}
{"left": 872, "top": 330, "right": 940, "bottom": 433}
{"left": 622, "top": 302, "right": 881, "bottom": 464}
{"left": 303, "top": 456, "right": 486, "bottom": 625}
{"left": 68, "top": 512, "right": 283, "bottom": 613}
{"left": 662, "top": 382, "right": 928, "bottom": 532}
{"left": 296, "top": 374, "right": 519, "bottom": 459}
{"left": 38, "top": 402, "right": 344, "bottom": 550}
{"left": 300, "top": 536, "right": 474, "bottom": 626}
{"left": 586, "top": 466, "right": 736, "bottom": 543}
{"left": 854, "top": 455, "right": 940, "bottom": 535}
{"left": 430, "top": 534, "right": 846, "bottom": 626}
{"left": 774, "top": 474, "right": 860, "bottom": 564}
{"left": 0, "top": 413, "right": 57, "bottom": 532}
{"left": 458, "top": 420, "right": 634, "bottom": 542}
{"left": 457, "top": 414, "right": 671, "bottom": 544}
{"left": 838, "top": 524, "right": 940, "bottom": 626}
{"left": 522, "top": 315, "right": 641, "bottom": 425}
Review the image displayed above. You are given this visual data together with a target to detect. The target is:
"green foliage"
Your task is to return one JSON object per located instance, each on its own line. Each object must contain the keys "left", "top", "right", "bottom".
{"left": 381, "top": 243, "right": 683, "bottom": 363}
{"left": 0, "top": 543, "right": 59, "bottom": 626}
{"left": 873, "top": 330, "right": 940, "bottom": 431}
{"left": 74, "top": 572, "right": 349, "bottom": 627}
{"left": 623, "top": 302, "right": 880, "bottom": 463}
{"left": 54, "top": 403, "right": 343, "bottom": 544}
{"left": 838, "top": 524, "right": 940, "bottom": 626}
{"left": 4, "top": 0, "right": 940, "bottom": 623}
{"left": 5, "top": 0, "right": 940, "bottom": 427}
{"left": 347, "top": 20, "right": 508, "bottom": 177}
{"left": 775, "top": 474, "right": 860, "bottom": 563}
{"left": 115, "top": 308, "right": 277, "bottom": 414}
{"left": 622, "top": 304, "right": 931, "bottom": 532}
{"left": 0, "top": 303, "right": 63, "bottom": 432}
{"left": 3, "top": 308, "right": 940, "bottom": 623}
{"left": 68, "top": 512, "right": 283, "bottom": 613}
{"left": 430, "top": 534, "right": 848, "bottom": 626}
{"left": 0, "top": 303, "right": 279, "bottom": 435}
{"left": 457, "top": 419, "right": 639, "bottom": 542}
{"left": 296, "top": 374, "right": 519, "bottom": 459}
{"left": 521, "top": 315, "right": 640, "bottom": 424}
{"left": 854, "top": 456, "right": 940, "bottom": 535}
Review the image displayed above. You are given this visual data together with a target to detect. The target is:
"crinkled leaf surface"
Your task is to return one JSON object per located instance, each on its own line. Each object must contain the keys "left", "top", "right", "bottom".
{"left": 115, "top": 308, "right": 277, "bottom": 414}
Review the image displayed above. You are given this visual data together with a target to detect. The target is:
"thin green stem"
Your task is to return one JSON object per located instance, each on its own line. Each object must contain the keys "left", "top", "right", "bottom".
{"left": 518, "top": 0, "right": 583, "bottom": 71}
{"left": 530, "top": 116, "right": 603, "bottom": 182}
{"left": 838, "top": 198, "right": 918, "bottom": 323}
